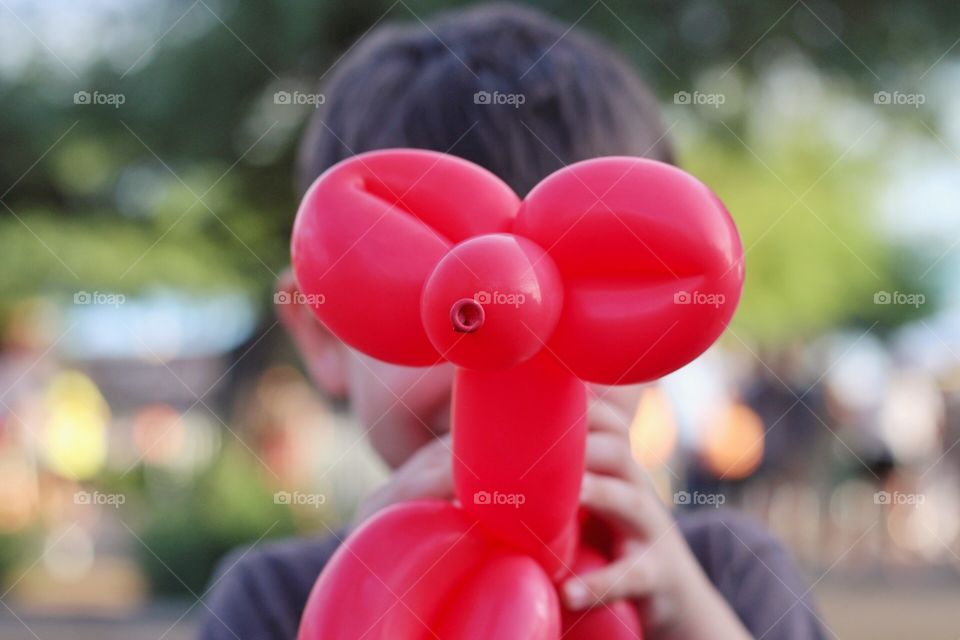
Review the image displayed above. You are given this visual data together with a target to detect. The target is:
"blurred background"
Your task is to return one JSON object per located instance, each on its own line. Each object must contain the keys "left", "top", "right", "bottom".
{"left": 1, "top": 0, "right": 959, "bottom": 638}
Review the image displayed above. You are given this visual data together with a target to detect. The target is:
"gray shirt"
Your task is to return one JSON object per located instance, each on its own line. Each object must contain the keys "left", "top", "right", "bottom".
{"left": 198, "top": 509, "right": 826, "bottom": 639}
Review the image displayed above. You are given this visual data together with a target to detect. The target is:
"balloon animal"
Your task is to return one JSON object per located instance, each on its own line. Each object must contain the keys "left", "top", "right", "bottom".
{"left": 290, "top": 149, "right": 744, "bottom": 639}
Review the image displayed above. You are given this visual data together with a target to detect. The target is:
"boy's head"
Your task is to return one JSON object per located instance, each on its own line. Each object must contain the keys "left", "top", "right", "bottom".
{"left": 279, "top": 3, "right": 674, "bottom": 467}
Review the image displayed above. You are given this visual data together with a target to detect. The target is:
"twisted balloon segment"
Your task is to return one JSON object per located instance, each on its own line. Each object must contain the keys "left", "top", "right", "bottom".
{"left": 291, "top": 149, "right": 744, "bottom": 639}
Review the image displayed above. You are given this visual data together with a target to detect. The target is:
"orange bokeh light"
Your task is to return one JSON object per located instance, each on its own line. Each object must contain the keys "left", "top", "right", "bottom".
{"left": 701, "top": 402, "right": 764, "bottom": 480}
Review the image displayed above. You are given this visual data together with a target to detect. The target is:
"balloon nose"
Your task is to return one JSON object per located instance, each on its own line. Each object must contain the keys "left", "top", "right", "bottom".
{"left": 450, "top": 298, "right": 485, "bottom": 333}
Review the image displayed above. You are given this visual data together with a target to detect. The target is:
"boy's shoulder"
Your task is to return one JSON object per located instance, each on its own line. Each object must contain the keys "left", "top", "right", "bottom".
{"left": 677, "top": 508, "right": 826, "bottom": 639}
{"left": 677, "top": 506, "right": 788, "bottom": 567}
{"left": 198, "top": 532, "right": 341, "bottom": 640}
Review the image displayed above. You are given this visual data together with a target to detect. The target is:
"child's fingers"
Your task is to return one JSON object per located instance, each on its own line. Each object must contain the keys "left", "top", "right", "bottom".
{"left": 354, "top": 464, "right": 455, "bottom": 527}
{"left": 586, "top": 400, "right": 632, "bottom": 436}
{"left": 562, "top": 554, "right": 658, "bottom": 610}
{"left": 585, "top": 431, "right": 643, "bottom": 482}
{"left": 580, "top": 472, "right": 658, "bottom": 536}
{"left": 404, "top": 467, "right": 455, "bottom": 501}
{"left": 404, "top": 433, "right": 452, "bottom": 469}
{"left": 396, "top": 437, "right": 453, "bottom": 485}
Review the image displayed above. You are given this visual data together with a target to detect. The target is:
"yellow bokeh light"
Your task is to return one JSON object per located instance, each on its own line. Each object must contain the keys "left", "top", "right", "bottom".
{"left": 42, "top": 371, "right": 109, "bottom": 480}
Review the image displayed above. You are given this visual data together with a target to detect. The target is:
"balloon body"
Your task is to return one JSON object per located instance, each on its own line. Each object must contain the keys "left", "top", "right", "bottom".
{"left": 297, "top": 502, "right": 642, "bottom": 640}
{"left": 434, "top": 554, "right": 561, "bottom": 639}
{"left": 453, "top": 351, "right": 585, "bottom": 576}
{"left": 292, "top": 149, "right": 743, "bottom": 639}
{"left": 298, "top": 501, "right": 485, "bottom": 640}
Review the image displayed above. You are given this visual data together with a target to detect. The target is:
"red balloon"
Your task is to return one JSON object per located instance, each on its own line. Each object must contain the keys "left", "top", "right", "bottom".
{"left": 561, "top": 545, "right": 643, "bottom": 638}
{"left": 421, "top": 234, "right": 564, "bottom": 370}
{"left": 434, "top": 553, "right": 561, "bottom": 639}
{"left": 292, "top": 149, "right": 744, "bottom": 639}
{"left": 298, "top": 500, "right": 495, "bottom": 640}
{"left": 515, "top": 157, "right": 743, "bottom": 385}
{"left": 453, "top": 351, "right": 586, "bottom": 577}
{"left": 291, "top": 149, "right": 519, "bottom": 366}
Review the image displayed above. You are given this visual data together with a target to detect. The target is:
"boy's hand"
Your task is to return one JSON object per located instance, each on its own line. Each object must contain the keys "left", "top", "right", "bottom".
{"left": 563, "top": 405, "right": 752, "bottom": 640}
{"left": 351, "top": 434, "right": 454, "bottom": 530}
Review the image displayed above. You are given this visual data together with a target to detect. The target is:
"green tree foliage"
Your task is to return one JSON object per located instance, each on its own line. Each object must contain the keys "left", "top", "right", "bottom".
{"left": 135, "top": 447, "right": 297, "bottom": 596}
{"left": 0, "top": 0, "right": 951, "bottom": 336}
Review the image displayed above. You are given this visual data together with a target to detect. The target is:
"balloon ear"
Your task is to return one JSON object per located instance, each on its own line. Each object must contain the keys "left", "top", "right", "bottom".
{"left": 514, "top": 158, "right": 744, "bottom": 385}
{"left": 291, "top": 149, "right": 521, "bottom": 366}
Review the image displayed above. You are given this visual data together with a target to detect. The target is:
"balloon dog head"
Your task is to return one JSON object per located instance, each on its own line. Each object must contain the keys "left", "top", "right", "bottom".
{"left": 292, "top": 148, "right": 742, "bottom": 381}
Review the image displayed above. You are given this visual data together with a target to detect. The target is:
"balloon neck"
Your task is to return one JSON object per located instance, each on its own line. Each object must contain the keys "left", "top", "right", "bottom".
{"left": 450, "top": 298, "right": 484, "bottom": 333}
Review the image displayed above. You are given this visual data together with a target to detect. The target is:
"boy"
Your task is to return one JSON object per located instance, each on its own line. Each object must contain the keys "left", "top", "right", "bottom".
{"left": 200, "top": 5, "right": 826, "bottom": 639}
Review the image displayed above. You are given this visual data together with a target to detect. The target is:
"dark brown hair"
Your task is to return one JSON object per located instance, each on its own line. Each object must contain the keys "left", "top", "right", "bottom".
{"left": 297, "top": 3, "right": 673, "bottom": 196}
